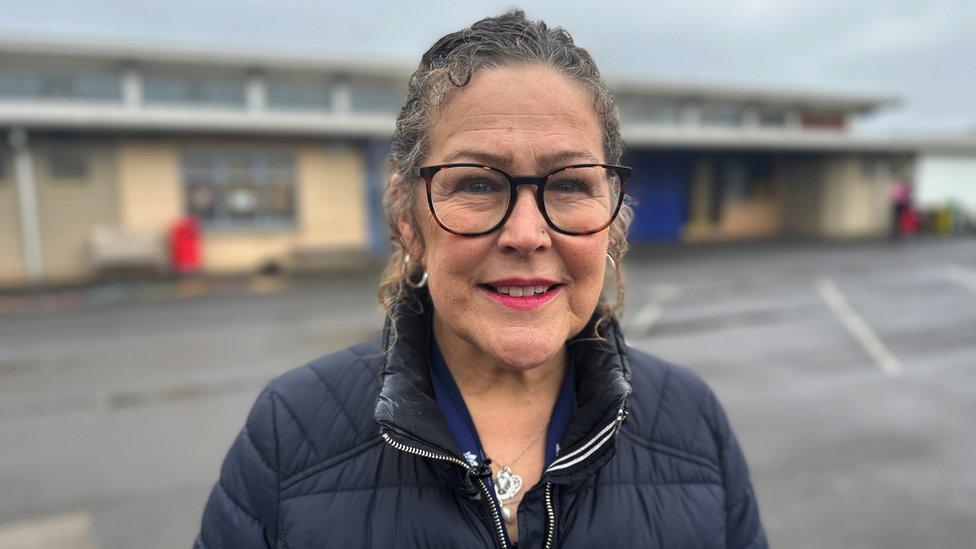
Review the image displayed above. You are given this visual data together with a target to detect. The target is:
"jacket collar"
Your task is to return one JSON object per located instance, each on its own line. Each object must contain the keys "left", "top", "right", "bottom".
{"left": 373, "top": 286, "right": 632, "bottom": 483}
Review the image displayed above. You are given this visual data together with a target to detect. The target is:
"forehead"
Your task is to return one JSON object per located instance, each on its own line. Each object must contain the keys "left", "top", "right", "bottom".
{"left": 427, "top": 64, "right": 604, "bottom": 171}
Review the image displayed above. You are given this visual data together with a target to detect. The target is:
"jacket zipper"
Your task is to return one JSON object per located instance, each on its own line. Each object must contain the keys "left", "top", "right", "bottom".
{"left": 380, "top": 432, "right": 509, "bottom": 549}
{"left": 382, "top": 405, "right": 627, "bottom": 549}
{"left": 543, "top": 482, "right": 556, "bottom": 549}
{"left": 540, "top": 405, "right": 627, "bottom": 549}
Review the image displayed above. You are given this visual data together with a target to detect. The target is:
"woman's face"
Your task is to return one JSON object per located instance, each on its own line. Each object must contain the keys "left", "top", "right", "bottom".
{"left": 403, "top": 64, "right": 609, "bottom": 370}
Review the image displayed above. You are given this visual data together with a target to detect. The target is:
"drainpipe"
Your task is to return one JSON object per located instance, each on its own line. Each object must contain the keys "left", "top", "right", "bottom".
{"left": 9, "top": 127, "right": 44, "bottom": 285}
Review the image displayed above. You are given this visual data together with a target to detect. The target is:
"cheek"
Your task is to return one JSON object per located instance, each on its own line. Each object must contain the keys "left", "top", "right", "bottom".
{"left": 423, "top": 232, "right": 488, "bottom": 293}
{"left": 562, "top": 237, "right": 608, "bottom": 304}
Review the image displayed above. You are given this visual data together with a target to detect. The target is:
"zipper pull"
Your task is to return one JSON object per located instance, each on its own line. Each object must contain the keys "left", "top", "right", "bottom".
{"left": 463, "top": 461, "right": 492, "bottom": 500}
{"left": 473, "top": 460, "right": 493, "bottom": 479}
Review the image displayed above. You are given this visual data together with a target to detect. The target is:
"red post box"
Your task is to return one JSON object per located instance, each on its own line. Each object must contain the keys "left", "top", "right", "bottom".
{"left": 170, "top": 216, "right": 201, "bottom": 275}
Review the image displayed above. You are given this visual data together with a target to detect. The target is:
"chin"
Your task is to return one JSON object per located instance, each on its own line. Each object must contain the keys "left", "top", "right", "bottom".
{"left": 486, "top": 331, "right": 562, "bottom": 371}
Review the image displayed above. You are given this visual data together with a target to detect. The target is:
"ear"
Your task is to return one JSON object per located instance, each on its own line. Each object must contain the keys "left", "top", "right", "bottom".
{"left": 390, "top": 175, "right": 425, "bottom": 262}
{"left": 397, "top": 213, "right": 422, "bottom": 260}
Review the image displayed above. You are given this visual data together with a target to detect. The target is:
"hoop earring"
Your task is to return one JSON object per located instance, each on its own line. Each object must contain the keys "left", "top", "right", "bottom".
{"left": 403, "top": 254, "right": 428, "bottom": 289}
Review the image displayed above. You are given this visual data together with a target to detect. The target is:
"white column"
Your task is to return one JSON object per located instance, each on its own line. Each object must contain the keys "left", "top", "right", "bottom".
{"left": 122, "top": 66, "right": 142, "bottom": 111}
{"left": 246, "top": 71, "right": 266, "bottom": 113}
{"left": 333, "top": 79, "right": 352, "bottom": 115}
{"left": 9, "top": 127, "right": 44, "bottom": 285}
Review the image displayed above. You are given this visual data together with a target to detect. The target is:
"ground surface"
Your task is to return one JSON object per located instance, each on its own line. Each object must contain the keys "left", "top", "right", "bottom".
{"left": 1, "top": 238, "right": 974, "bottom": 548}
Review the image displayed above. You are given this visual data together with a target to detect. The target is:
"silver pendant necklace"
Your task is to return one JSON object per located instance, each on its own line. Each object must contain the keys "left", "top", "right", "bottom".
{"left": 489, "top": 423, "right": 547, "bottom": 523}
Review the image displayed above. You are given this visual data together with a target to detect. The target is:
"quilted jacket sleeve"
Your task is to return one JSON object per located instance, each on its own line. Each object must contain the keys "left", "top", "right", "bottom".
{"left": 195, "top": 387, "right": 279, "bottom": 548}
{"left": 705, "top": 389, "right": 768, "bottom": 549}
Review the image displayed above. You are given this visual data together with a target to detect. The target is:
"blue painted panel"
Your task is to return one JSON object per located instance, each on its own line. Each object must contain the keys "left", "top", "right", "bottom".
{"left": 624, "top": 152, "right": 691, "bottom": 241}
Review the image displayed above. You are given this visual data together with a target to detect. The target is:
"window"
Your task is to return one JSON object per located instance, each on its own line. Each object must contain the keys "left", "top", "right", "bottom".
{"left": 266, "top": 79, "right": 333, "bottom": 111}
{"left": 144, "top": 73, "right": 245, "bottom": 108}
{"left": 618, "top": 99, "right": 681, "bottom": 125}
{"left": 719, "top": 157, "right": 773, "bottom": 203}
{"left": 350, "top": 82, "right": 403, "bottom": 114}
{"left": 759, "top": 111, "right": 787, "bottom": 127}
{"left": 0, "top": 69, "right": 122, "bottom": 102}
{"left": 182, "top": 150, "right": 297, "bottom": 228}
{"left": 47, "top": 146, "right": 89, "bottom": 180}
{"left": 701, "top": 105, "right": 743, "bottom": 127}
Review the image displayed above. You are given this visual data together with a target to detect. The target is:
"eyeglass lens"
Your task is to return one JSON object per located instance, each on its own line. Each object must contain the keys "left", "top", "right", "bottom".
{"left": 428, "top": 166, "right": 622, "bottom": 235}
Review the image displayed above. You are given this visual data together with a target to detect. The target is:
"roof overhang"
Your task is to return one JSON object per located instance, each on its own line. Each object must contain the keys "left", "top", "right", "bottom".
{"left": 621, "top": 124, "right": 976, "bottom": 154}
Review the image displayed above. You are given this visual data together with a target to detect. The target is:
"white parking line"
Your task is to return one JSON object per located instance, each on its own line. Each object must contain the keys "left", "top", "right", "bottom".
{"left": 816, "top": 277, "right": 903, "bottom": 377}
{"left": 630, "top": 301, "right": 664, "bottom": 334}
{"left": 944, "top": 264, "right": 976, "bottom": 295}
{"left": 627, "top": 283, "right": 683, "bottom": 335}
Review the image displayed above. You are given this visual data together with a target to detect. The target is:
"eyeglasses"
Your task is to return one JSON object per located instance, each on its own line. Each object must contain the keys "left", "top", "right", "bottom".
{"left": 415, "top": 163, "right": 631, "bottom": 236}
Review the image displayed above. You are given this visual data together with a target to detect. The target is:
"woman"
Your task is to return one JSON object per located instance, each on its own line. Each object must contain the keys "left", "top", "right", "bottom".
{"left": 197, "top": 11, "right": 766, "bottom": 548}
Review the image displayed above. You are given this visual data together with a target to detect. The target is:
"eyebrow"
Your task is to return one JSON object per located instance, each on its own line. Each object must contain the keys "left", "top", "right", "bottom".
{"left": 439, "top": 149, "right": 601, "bottom": 170}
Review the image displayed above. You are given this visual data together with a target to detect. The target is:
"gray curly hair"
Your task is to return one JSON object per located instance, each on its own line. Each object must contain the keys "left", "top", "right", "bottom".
{"left": 379, "top": 10, "right": 633, "bottom": 334}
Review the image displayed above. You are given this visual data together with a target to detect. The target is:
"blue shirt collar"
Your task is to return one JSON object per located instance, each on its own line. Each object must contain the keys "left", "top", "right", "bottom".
{"left": 427, "top": 331, "right": 577, "bottom": 470}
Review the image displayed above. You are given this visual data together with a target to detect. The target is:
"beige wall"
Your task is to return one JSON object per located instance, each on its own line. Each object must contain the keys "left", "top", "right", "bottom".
{"left": 780, "top": 154, "right": 901, "bottom": 238}
{"left": 715, "top": 198, "right": 782, "bottom": 238}
{"left": 684, "top": 159, "right": 714, "bottom": 236}
{"left": 117, "top": 139, "right": 183, "bottom": 233}
{"left": 0, "top": 147, "right": 25, "bottom": 286}
{"left": 820, "top": 155, "right": 894, "bottom": 238}
{"left": 118, "top": 138, "right": 368, "bottom": 275}
{"left": 34, "top": 139, "right": 120, "bottom": 283}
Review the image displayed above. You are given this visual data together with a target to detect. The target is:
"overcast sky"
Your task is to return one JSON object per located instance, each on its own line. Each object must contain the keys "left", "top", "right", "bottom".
{"left": 1, "top": 0, "right": 973, "bottom": 134}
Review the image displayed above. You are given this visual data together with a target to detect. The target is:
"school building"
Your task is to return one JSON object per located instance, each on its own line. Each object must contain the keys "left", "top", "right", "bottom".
{"left": 1, "top": 37, "right": 974, "bottom": 287}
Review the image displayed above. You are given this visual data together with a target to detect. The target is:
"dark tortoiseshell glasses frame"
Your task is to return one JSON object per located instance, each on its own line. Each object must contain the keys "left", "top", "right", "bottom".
{"left": 414, "top": 163, "right": 631, "bottom": 236}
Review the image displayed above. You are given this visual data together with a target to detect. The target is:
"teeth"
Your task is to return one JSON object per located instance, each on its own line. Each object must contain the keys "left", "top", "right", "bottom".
{"left": 491, "top": 285, "right": 552, "bottom": 296}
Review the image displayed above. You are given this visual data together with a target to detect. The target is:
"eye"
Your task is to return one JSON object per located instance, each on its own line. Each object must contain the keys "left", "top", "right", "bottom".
{"left": 456, "top": 177, "right": 503, "bottom": 195}
{"left": 550, "top": 179, "right": 589, "bottom": 195}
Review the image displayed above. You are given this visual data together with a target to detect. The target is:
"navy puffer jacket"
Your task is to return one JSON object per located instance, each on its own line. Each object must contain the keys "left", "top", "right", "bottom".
{"left": 196, "top": 289, "right": 767, "bottom": 548}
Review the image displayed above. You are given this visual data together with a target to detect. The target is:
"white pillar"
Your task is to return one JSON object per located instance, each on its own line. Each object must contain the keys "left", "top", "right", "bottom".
{"left": 333, "top": 80, "right": 352, "bottom": 115}
{"left": 246, "top": 71, "right": 266, "bottom": 113}
{"left": 122, "top": 66, "right": 142, "bottom": 111}
{"left": 9, "top": 127, "right": 44, "bottom": 285}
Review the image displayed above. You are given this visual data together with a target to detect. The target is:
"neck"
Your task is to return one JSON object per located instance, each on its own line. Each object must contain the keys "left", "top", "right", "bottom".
{"left": 432, "top": 312, "right": 567, "bottom": 410}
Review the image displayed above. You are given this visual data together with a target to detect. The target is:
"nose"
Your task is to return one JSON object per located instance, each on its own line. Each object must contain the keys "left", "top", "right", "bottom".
{"left": 496, "top": 186, "right": 551, "bottom": 253}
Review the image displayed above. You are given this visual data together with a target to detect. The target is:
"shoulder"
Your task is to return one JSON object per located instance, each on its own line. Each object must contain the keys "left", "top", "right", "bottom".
{"left": 245, "top": 335, "right": 386, "bottom": 480}
{"left": 621, "top": 346, "right": 735, "bottom": 468}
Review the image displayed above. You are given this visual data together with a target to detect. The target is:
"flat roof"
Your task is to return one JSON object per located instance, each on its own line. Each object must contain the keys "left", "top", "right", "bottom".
{"left": 0, "top": 34, "right": 896, "bottom": 113}
{"left": 0, "top": 33, "right": 413, "bottom": 80}
{"left": 610, "top": 76, "right": 899, "bottom": 114}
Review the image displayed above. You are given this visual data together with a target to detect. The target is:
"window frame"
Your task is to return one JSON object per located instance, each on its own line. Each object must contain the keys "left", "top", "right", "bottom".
{"left": 181, "top": 149, "right": 299, "bottom": 231}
